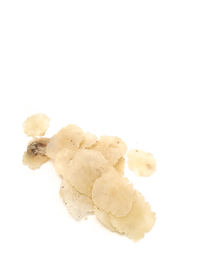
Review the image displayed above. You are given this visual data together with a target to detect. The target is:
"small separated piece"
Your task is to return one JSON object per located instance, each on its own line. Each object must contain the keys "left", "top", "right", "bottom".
{"left": 23, "top": 113, "right": 50, "bottom": 136}
{"left": 23, "top": 138, "right": 49, "bottom": 169}
{"left": 127, "top": 150, "right": 156, "bottom": 177}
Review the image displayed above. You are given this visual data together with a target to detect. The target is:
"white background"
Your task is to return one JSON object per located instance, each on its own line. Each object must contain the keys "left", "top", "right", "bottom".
{"left": 0, "top": 1, "right": 200, "bottom": 266}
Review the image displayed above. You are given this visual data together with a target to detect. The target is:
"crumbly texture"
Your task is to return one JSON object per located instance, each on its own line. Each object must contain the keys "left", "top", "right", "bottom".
{"left": 60, "top": 179, "right": 94, "bottom": 220}
{"left": 23, "top": 138, "right": 49, "bottom": 169}
{"left": 23, "top": 114, "right": 156, "bottom": 241}
{"left": 23, "top": 113, "right": 50, "bottom": 136}
{"left": 127, "top": 150, "right": 156, "bottom": 177}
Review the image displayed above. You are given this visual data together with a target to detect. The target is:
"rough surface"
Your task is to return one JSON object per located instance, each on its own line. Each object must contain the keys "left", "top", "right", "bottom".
{"left": 127, "top": 150, "right": 156, "bottom": 177}
{"left": 109, "top": 190, "right": 156, "bottom": 241}
{"left": 46, "top": 125, "right": 84, "bottom": 159}
{"left": 23, "top": 114, "right": 156, "bottom": 241}
{"left": 92, "top": 169, "right": 133, "bottom": 217}
{"left": 91, "top": 136, "right": 127, "bottom": 165}
{"left": 53, "top": 148, "right": 76, "bottom": 177}
{"left": 23, "top": 113, "right": 50, "bottom": 136}
{"left": 23, "top": 138, "right": 49, "bottom": 169}
{"left": 61, "top": 149, "right": 110, "bottom": 197}
{"left": 60, "top": 179, "right": 94, "bottom": 220}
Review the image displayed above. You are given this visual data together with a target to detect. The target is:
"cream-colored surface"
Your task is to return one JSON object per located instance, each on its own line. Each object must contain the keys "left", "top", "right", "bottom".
{"left": 23, "top": 114, "right": 156, "bottom": 241}
{"left": 61, "top": 149, "right": 110, "bottom": 197}
{"left": 60, "top": 179, "right": 94, "bottom": 220}
{"left": 127, "top": 150, "right": 156, "bottom": 177}
{"left": 46, "top": 124, "right": 84, "bottom": 159}
{"left": 92, "top": 169, "right": 133, "bottom": 217}
{"left": 23, "top": 138, "right": 49, "bottom": 169}
{"left": 23, "top": 113, "right": 50, "bottom": 136}
{"left": 110, "top": 191, "right": 156, "bottom": 241}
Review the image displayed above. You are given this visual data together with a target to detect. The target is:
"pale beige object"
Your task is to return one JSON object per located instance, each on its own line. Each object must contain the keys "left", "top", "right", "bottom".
{"left": 127, "top": 150, "right": 156, "bottom": 177}
{"left": 23, "top": 115, "right": 156, "bottom": 241}
{"left": 23, "top": 138, "right": 49, "bottom": 169}
{"left": 94, "top": 207, "right": 116, "bottom": 232}
{"left": 60, "top": 179, "right": 94, "bottom": 220}
{"left": 91, "top": 136, "right": 127, "bottom": 165}
{"left": 80, "top": 132, "right": 97, "bottom": 149}
{"left": 114, "top": 157, "right": 125, "bottom": 175}
{"left": 92, "top": 169, "right": 133, "bottom": 217}
{"left": 53, "top": 148, "right": 76, "bottom": 177}
{"left": 46, "top": 124, "right": 84, "bottom": 159}
{"left": 109, "top": 190, "right": 156, "bottom": 241}
{"left": 62, "top": 149, "right": 110, "bottom": 197}
{"left": 23, "top": 113, "right": 50, "bottom": 136}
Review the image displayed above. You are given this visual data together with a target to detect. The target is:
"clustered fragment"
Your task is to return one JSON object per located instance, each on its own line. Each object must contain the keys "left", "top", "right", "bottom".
{"left": 23, "top": 113, "right": 156, "bottom": 241}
